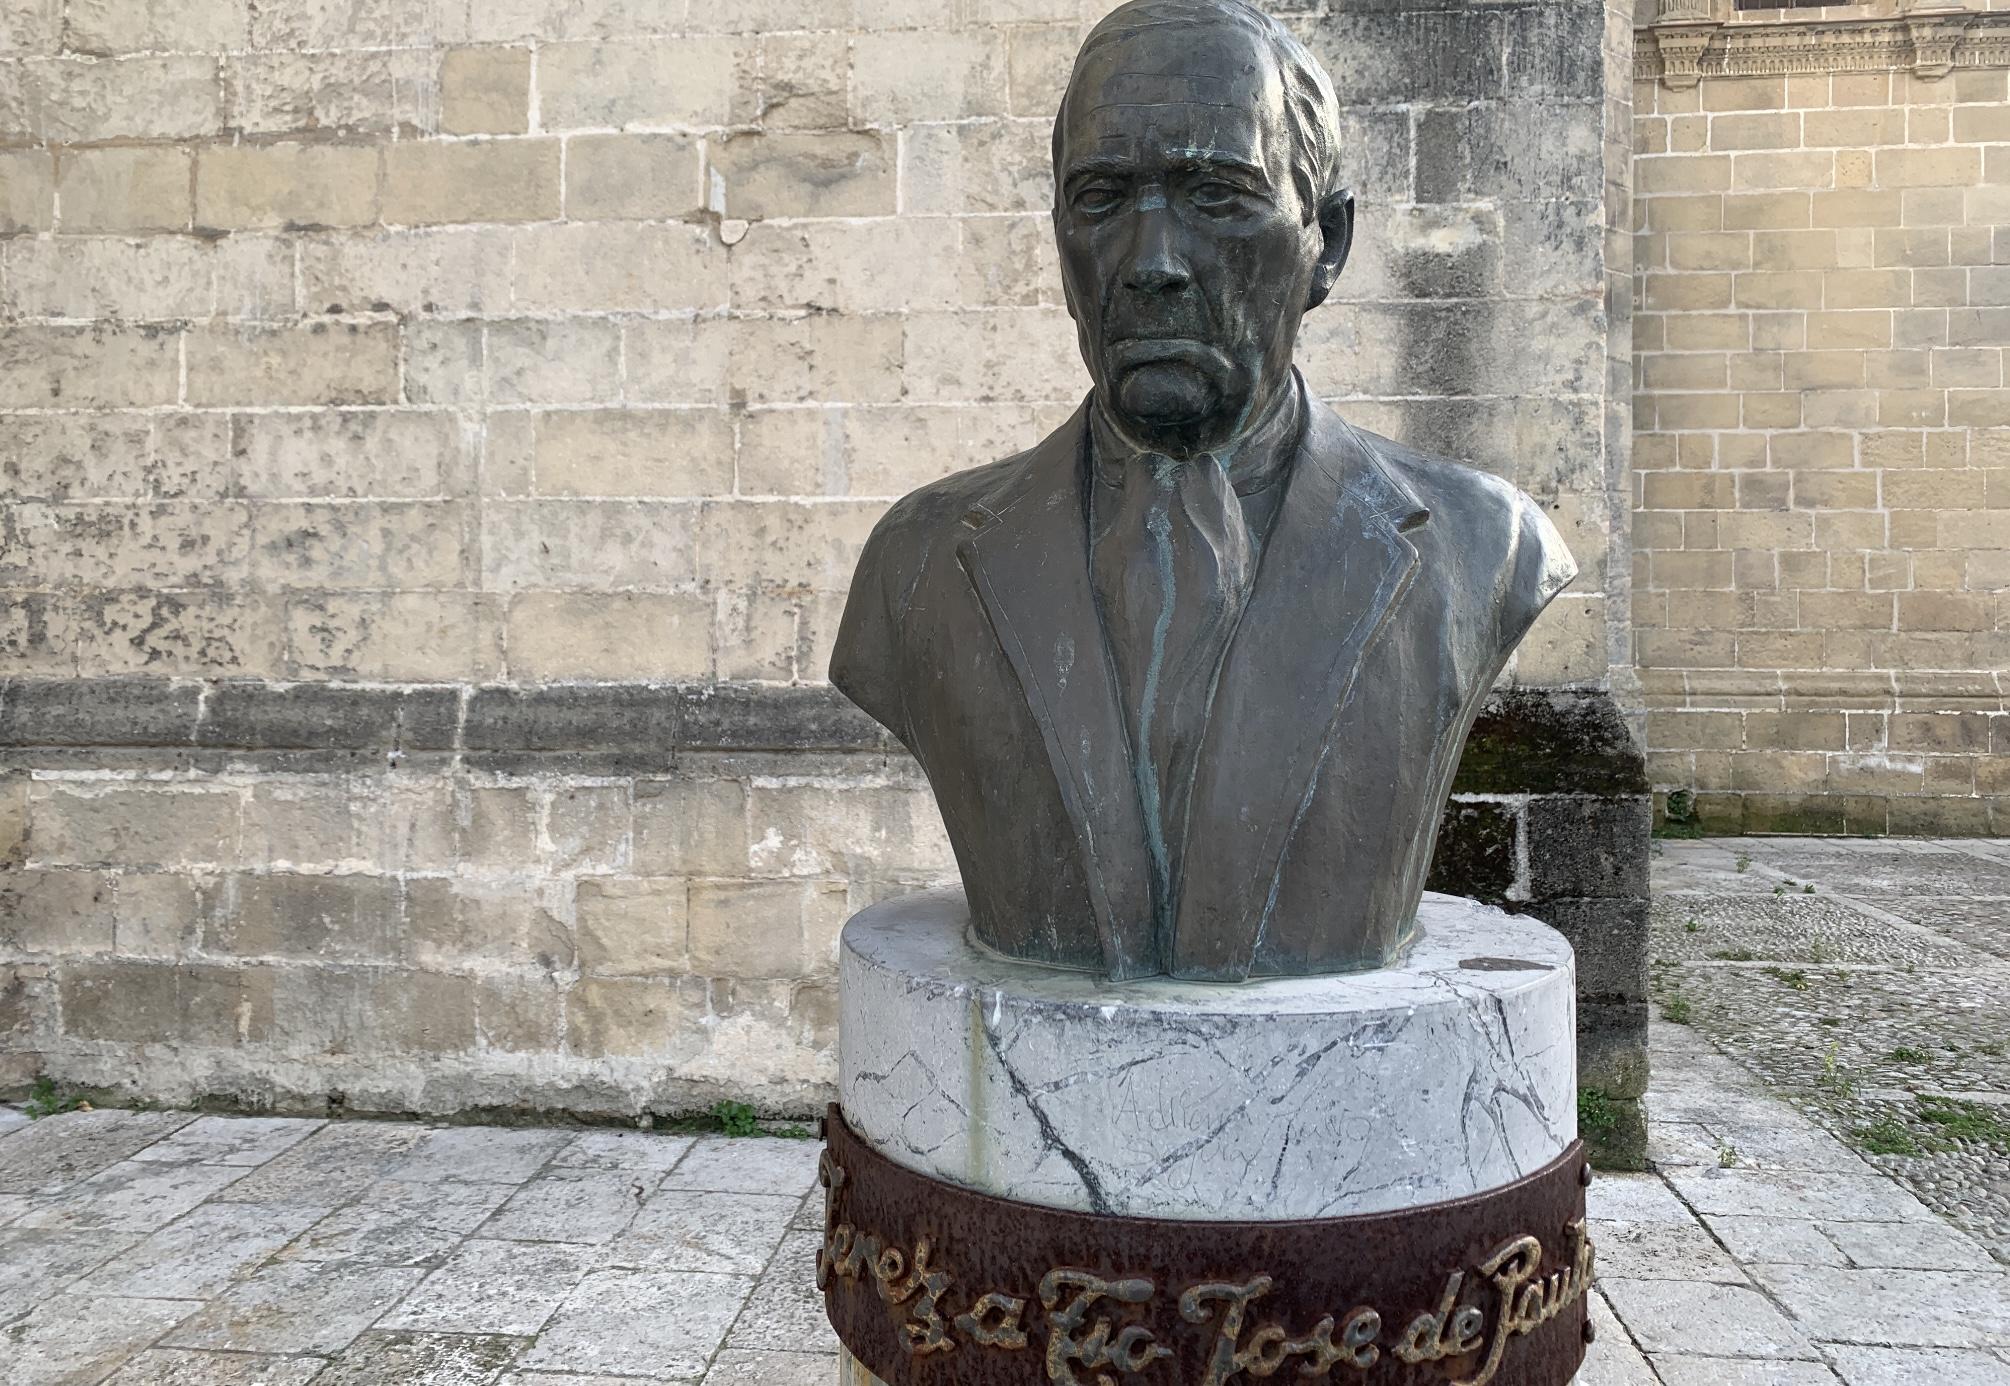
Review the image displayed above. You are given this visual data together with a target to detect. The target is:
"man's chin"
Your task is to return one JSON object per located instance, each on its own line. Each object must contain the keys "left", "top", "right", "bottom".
{"left": 1114, "top": 363, "right": 1212, "bottom": 423}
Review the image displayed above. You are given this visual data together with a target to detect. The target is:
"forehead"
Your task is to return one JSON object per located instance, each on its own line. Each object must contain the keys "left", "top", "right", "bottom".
{"left": 1059, "top": 24, "right": 1285, "bottom": 174}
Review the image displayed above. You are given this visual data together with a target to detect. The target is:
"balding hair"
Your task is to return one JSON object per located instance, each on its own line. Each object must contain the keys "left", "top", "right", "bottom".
{"left": 1054, "top": 0, "right": 1343, "bottom": 222}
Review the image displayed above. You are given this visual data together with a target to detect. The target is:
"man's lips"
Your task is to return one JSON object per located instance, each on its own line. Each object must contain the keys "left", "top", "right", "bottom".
{"left": 1107, "top": 336, "right": 1230, "bottom": 372}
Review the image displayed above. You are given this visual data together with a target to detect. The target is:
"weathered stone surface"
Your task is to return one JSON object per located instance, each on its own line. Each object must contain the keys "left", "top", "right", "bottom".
{"left": 1425, "top": 799, "right": 1518, "bottom": 904}
{"left": 1529, "top": 797, "right": 1656, "bottom": 900}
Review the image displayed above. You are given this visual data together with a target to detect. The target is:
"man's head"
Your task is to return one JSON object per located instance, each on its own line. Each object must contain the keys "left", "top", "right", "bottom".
{"left": 1052, "top": 0, "right": 1352, "bottom": 456}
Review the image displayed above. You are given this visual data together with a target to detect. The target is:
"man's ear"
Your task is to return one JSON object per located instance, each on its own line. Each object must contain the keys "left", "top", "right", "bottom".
{"left": 1305, "top": 187, "right": 1354, "bottom": 312}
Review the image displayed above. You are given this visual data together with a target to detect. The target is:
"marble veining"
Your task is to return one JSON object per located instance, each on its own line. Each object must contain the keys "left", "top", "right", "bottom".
{"left": 839, "top": 890, "right": 1577, "bottom": 1221}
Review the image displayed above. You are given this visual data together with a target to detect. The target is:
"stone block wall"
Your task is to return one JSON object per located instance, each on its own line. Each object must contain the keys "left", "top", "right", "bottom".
{"left": 1633, "top": 2, "right": 2010, "bottom": 835}
{"left": 0, "top": 0, "right": 1644, "bottom": 1157}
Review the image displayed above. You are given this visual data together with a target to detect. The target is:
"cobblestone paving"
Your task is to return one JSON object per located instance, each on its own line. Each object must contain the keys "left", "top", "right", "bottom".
{"left": 3, "top": 840, "right": 2007, "bottom": 1384}
{"left": 1651, "top": 837, "right": 2010, "bottom": 1264}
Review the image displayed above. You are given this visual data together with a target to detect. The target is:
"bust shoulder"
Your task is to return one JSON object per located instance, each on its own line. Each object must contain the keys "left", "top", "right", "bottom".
{"left": 1340, "top": 424, "right": 1577, "bottom": 645}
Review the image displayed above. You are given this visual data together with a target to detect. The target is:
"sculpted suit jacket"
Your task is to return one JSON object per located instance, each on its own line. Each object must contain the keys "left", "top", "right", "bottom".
{"left": 830, "top": 391, "right": 1576, "bottom": 982}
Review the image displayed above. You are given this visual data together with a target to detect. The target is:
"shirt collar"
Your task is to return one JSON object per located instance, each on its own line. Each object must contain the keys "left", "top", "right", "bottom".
{"left": 1088, "top": 370, "right": 1307, "bottom": 496}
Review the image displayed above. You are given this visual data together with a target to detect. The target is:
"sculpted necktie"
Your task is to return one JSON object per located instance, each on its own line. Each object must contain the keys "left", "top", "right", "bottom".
{"left": 1091, "top": 448, "right": 1256, "bottom": 920}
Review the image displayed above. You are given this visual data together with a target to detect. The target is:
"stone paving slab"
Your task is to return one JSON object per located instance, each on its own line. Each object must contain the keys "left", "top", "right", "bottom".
{"left": 0, "top": 836, "right": 2006, "bottom": 1383}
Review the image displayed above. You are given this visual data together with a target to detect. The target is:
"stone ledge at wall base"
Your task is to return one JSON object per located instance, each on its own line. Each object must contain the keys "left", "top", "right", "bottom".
{"left": 829, "top": 890, "right": 1590, "bottom": 1386}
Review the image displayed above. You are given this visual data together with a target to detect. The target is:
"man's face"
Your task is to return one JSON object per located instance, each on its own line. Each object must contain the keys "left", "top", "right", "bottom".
{"left": 1054, "top": 25, "right": 1329, "bottom": 455}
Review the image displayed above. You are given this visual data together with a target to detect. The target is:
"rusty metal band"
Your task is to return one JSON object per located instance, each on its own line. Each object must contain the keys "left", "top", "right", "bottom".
{"left": 818, "top": 1105, "right": 1593, "bottom": 1386}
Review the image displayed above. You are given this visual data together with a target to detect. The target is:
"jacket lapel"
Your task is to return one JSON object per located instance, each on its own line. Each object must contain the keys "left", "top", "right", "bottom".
{"left": 955, "top": 402, "right": 1160, "bottom": 980}
{"left": 1169, "top": 400, "right": 1430, "bottom": 981}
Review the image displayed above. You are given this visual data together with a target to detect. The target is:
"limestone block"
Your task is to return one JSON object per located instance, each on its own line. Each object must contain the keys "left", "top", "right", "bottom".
{"left": 537, "top": 38, "right": 743, "bottom": 129}
{"left": 274, "top": 967, "right": 476, "bottom": 1058}
{"left": 479, "top": 499, "right": 698, "bottom": 591}
{"left": 506, "top": 592, "right": 713, "bottom": 680}
{"left": 195, "top": 142, "right": 381, "bottom": 232}
{"left": 1528, "top": 794, "right": 1653, "bottom": 900}
{"left": 1006, "top": 22, "right": 1077, "bottom": 118}
{"left": 300, "top": 227, "right": 515, "bottom": 316}
{"left": 213, "top": 236, "right": 298, "bottom": 321}
{"left": 2, "top": 501, "right": 246, "bottom": 590}
{"left": 77, "top": 591, "right": 286, "bottom": 679}
{"left": 383, "top": 139, "right": 560, "bottom": 226}
{"left": 187, "top": 323, "right": 400, "bottom": 408}
{"left": 576, "top": 878, "right": 689, "bottom": 978}
{"left": 755, "top": 32, "right": 848, "bottom": 130}
{"left": 60, "top": 961, "right": 274, "bottom": 1047}
{"left": 485, "top": 319, "right": 622, "bottom": 405}
{"left": 541, "top": 785, "right": 630, "bottom": 873}
{"left": 851, "top": 31, "right": 1007, "bottom": 123}
{"left": 900, "top": 120, "right": 1051, "bottom": 215}
{"left": 0, "top": 326, "right": 180, "bottom": 408}
{"left": 53, "top": 145, "right": 191, "bottom": 232}
{"left": 407, "top": 878, "right": 575, "bottom": 971}
{"left": 623, "top": 318, "right": 733, "bottom": 406}
{"left": 284, "top": 592, "right": 503, "bottom": 681}
{"left": 226, "top": 49, "right": 438, "bottom": 136}
{"left": 1514, "top": 594, "right": 1610, "bottom": 686}
{"left": 728, "top": 220, "right": 960, "bottom": 315}
{"left": 957, "top": 214, "right": 1060, "bottom": 309}
{"left": 712, "top": 589, "right": 807, "bottom": 681}
{"left": 689, "top": 878, "right": 847, "bottom": 979}
{"left": 3, "top": 238, "right": 212, "bottom": 321}
{"left": 632, "top": 779, "right": 751, "bottom": 877}
{"left": 233, "top": 410, "right": 466, "bottom": 500}
{"left": 29, "top": 786, "right": 242, "bottom": 871}
{"left": 564, "top": 134, "right": 702, "bottom": 220}
{"left": 440, "top": 47, "right": 531, "bottom": 135}
{"left": 0, "top": 150, "right": 54, "bottom": 233}
{"left": 532, "top": 409, "right": 733, "bottom": 498}
{"left": 209, "top": 872, "right": 403, "bottom": 964}
{"left": 0, "top": 593, "right": 77, "bottom": 676}
{"left": 0, "top": 777, "right": 25, "bottom": 870}
{"left": 511, "top": 224, "right": 726, "bottom": 313}
{"left": 33, "top": 55, "right": 222, "bottom": 141}
{"left": 705, "top": 132, "right": 895, "bottom": 220}
{"left": 456, "top": 786, "right": 539, "bottom": 875}
{"left": 475, "top": 974, "right": 564, "bottom": 1054}
{"left": 727, "top": 316, "right": 902, "bottom": 406}
{"left": 901, "top": 307, "right": 1080, "bottom": 403}
{"left": 564, "top": 977, "right": 708, "bottom": 1059}
{"left": 240, "top": 781, "right": 365, "bottom": 871}
{"left": 732, "top": 408, "right": 842, "bottom": 497}
{"left": 744, "top": 783, "right": 953, "bottom": 881}
{"left": 841, "top": 890, "right": 1578, "bottom": 1219}
{"left": 0, "top": 0, "right": 58, "bottom": 52}
{"left": 250, "top": 500, "right": 467, "bottom": 589}
{"left": 0, "top": 869, "right": 113, "bottom": 956}
{"left": 377, "top": 780, "right": 457, "bottom": 875}
{"left": 0, "top": 415, "right": 166, "bottom": 502}
{"left": 111, "top": 873, "right": 204, "bottom": 961}
{"left": 843, "top": 402, "right": 1064, "bottom": 496}
{"left": 692, "top": 500, "right": 884, "bottom": 592}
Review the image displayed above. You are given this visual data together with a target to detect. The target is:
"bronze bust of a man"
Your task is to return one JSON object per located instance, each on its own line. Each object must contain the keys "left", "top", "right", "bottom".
{"left": 832, "top": 0, "right": 1575, "bottom": 983}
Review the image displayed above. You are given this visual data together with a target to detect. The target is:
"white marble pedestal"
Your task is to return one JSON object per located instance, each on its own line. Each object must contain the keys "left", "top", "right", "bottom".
{"left": 830, "top": 888, "right": 1579, "bottom": 1383}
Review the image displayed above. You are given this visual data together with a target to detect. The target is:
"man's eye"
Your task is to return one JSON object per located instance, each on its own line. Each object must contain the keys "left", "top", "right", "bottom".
{"left": 1191, "top": 181, "right": 1242, "bottom": 210}
{"left": 1072, "top": 186, "right": 1123, "bottom": 213}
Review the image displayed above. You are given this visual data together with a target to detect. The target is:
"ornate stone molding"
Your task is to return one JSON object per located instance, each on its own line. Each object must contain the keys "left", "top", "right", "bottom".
{"left": 1636, "top": 5, "right": 2010, "bottom": 84}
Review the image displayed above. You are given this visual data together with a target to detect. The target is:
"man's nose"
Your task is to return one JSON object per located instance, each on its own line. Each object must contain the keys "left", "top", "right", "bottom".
{"left": 1120, "top": 199, "right": 1190, "bottom": 295}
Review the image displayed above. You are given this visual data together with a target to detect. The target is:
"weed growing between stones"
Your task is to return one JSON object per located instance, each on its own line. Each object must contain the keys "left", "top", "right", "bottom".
{"left": 1578, "top": 1087, "right": 1619, "bottom": 1138}
{"left": 22, "top": 1077, "right": 87, "bottom": 1120}
{"left": 1855, "top": 1117, "right": 1923, "bottom": 1157}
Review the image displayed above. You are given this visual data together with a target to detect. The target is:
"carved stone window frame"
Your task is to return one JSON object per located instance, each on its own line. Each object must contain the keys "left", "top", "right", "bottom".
{"left": 1636, "top": 0, "right": 2010, "bottom": 88}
